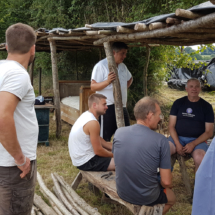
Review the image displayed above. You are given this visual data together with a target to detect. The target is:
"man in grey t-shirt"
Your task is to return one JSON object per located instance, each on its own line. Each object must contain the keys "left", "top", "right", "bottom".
{"left": 113, "top": 97, "right": 175, "bottom": 214}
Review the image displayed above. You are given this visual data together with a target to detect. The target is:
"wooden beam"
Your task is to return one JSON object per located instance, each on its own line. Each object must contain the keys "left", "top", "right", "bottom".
{"left": 149, "top": 22, "right": 166, "bottom": 31}
{"left": 39, "top": 68, "right": 42, "bottom": 95}
{"left": 48, "top": 39, "right": 61, "bottom": 138}
{"left": 103, "top": 42, "right": 125, "bottom": 128}
{"left": 143, "top": 47, "right": 150, "bottom": 96}
{"left": 28, "top": 58, "right": 35, "bottom": 86}
{"left": 175, "top": 8, "right": 203, "bottom": 19}
{"left": 134, "top": 23, "right": 149, "bottom": 31}
{"left": 117, "top": 26, "right": 135, "bottom": 33}
{"left": 93, "top": 12, "right": 215, "bottom": 45}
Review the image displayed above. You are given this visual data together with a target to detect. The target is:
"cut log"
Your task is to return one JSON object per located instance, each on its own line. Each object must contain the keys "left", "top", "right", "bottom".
{"left": 34, "top": 194, "right": 57, "bottom": 215}
{"left": 71, "top": 171, "right": 82, "bottom": 190}
{"left": 86, "top": 31, "right": 99, "bottom": 35}
{"left": 31, "top": 207, "right": 36, "bottom": 215}
{"left": 48, "top": 39, "right": 61, "bottom": 138}
{"left": 53, "top": 186, "right": 63, "bottom": 203}
{"left": 175, "top": 8, "right": 203, "bottom": 19}
{"left": 37, "top": 172, "right": 72, "bottom": 215}
{"left": 62, "top": 186, "right": 89, "bottom": 215}
{"left": 40, "top": 188, "right": 63, "bottom": 215}
{"left": 93, "top": 12, "right": 215, "bottom": 45}
{"left": 117, "top": 26, "right": 135, "bottom": 33}
{"left": 51, "top": 174, "right": 79, "bottom": 215}
{"left": 85, "top": 24, "right": 92, "bottom": 28}
{"left": 54, "top": 173, "right": 101, "bottom": 215}
{"left": 134, "top": 23, "right": 149, "bottom": 31}
{"left": 103, "top": 41, "right": 125, "bottom": 128}
{"left": 98, "top": 30, "right": 115, "bottom": 35}
{"left": 149, "top": 22, "right": 166, "bottom": 30}
{"left": 166, "top": 17, "right": 181, "bottom": 24}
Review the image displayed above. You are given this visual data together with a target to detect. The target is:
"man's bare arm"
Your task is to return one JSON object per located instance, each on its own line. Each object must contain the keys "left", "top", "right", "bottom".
{"left": 91, "top": 72, "right": 116, "bottom": 91}
{"left": 160, "top": 168, "right": 173, "bottom": 189}
{"left": 183, "top": 123, "right": 214, "bottom": 153}
{"left": 168, "top": 115, "right": 184, "bottom": 156}
{"left": 0, "top": 92, "right": 31, "bottom": 178}
{"left": 100, "top": 137, "right": 112, "bottom": 151}
{"left": 84, "top": 121, "right": 113, "bottom": 157}
{"left": 127, "top": 77, "right": 133, "bottom": 88}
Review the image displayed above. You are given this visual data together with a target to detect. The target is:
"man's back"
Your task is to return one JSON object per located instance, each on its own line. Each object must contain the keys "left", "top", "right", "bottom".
{"left": 113, "top": 124, "right": 171, "bottom": 205}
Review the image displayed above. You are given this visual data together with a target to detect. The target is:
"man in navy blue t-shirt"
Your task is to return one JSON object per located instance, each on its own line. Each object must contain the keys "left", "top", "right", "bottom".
{"left": 168, "top": 78, "right": 214, "bottom": 172}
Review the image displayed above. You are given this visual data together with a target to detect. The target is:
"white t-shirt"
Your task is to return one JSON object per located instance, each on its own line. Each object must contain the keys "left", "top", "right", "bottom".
{"left": 91, "top": 58, "right": 132, "bottom": 107}
{"left": 0, "top": 60, "right": 39, "bottom": 167}
{"left": 68, "top": 111, "right": 97, "bottom": 166}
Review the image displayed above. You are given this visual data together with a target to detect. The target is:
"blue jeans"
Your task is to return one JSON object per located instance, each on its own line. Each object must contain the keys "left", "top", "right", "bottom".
{"left": 168, "top": 136, "right": 208, "bottom": 153}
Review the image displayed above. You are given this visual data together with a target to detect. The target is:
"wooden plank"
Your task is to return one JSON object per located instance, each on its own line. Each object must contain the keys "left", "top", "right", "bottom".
{"left": 60, "top": 103, "right": 80, "bottom": 125}
{"left": 79, "top": 86, "right": 95, "bottom": 115}
{"left": 49, "top": 39, "right": 61, "bottom": 138}
{"left": 71, "top": 172, "right": 83, "bottom": 190}
{"left": 80, "top": 171, "right": 141, "bottom": 214}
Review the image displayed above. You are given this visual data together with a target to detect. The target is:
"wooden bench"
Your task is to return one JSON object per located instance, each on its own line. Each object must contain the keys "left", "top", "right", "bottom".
{"left": 72, "top": 171, "right": 164, "bottom": 215}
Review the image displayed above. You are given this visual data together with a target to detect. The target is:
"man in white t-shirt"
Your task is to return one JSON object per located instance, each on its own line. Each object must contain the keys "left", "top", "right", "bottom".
{"left": 91, "top": 42, "right": 133, "bottom": 141}
{"left": 0, "top": 23, "right": 38, "bottom": 215}
{"left": 69, "top": 93, "right": 115, "bottom": 171}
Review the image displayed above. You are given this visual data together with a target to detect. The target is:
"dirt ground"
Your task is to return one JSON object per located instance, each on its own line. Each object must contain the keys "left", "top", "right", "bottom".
{"left": 35, "top": 81, "right": 215, "bottom": 215}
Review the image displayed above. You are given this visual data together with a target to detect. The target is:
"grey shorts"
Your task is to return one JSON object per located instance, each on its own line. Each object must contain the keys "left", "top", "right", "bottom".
{"left": 0, "top": 160, "right": 37, "bottom": 215}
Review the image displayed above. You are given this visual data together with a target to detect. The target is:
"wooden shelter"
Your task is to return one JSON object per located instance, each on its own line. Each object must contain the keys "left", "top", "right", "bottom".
{"left": 1, "top": 1, "right": 215, "bottom": 135}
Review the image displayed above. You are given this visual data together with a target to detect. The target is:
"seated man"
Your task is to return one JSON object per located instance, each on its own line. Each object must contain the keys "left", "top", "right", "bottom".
{"left": 168, "top": 78, "right": 214, "bottom": 172}
{"left": 68, "top": 93, "right": 115, "bottom": 171}
{"left": 113, "top": 97, "right": 175, "bottom": 214}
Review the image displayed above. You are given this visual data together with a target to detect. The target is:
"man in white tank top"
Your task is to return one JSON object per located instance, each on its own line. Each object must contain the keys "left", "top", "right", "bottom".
{"left": 69, "top": 93, "right": 115, "bottom": 171}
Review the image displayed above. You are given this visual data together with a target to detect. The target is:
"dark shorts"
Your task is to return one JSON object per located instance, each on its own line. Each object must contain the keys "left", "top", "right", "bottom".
{"left": 146, "top": 189, "right": 168, "bottom": 206}
{"left": 77, "top": 155, "right": 111, "bottom": 171}
{"left": 0, "top": 160, "right": 37, "bottom": 215}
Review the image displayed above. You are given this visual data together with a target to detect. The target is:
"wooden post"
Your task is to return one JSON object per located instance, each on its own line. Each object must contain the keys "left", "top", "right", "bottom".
{"left": 75, "top": 51, "right": 78, "bottom": 80}
{"left": 103, "top": 42, "right": 125, "bottom": 128}
{"left": 143, "top": 47, "right": 151, "bottom": 96}
{"left": 28, "top": 58, "right": 35, "bottom": 86}
{"left": 39, "top": 68, "right": 42, "bottom": 95}
{"left": 48, "top": 39, "right": 61, "bottom": 138}
{"left": 99, "top": 48, "right": 102, "bottom": 60}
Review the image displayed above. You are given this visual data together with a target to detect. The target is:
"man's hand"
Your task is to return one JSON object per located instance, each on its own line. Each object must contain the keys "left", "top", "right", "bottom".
{"left": 16, "top": 157, "right": 31, "bottom": 178}
{"left": 107, "top": 72, "right": 116, "bottom": 84}
{"left": 176, "top": 144, "right": 185, "bottom": 156}
{"left": 183, "top": 142, "right": 195, "bottom": 154}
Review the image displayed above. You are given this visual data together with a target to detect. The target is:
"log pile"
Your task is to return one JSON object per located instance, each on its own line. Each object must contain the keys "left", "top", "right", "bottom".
{"left": 31, "top": 171, "right": 101, "bottom": 215}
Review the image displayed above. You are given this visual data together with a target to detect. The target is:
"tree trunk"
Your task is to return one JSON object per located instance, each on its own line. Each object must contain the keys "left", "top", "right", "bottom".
{"left": 143, "top": 47, "right": 150, "bottom": 96}
{"left": 48, "top": 39, "right": 61, "bottom": 138}
{"left": 103, "top": 42, "right": 125, "bottom": 128}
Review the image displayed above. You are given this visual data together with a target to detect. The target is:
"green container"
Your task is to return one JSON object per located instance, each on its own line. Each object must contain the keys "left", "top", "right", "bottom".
{"left": 35, "top": 108, "right": 50, "bottom": 146}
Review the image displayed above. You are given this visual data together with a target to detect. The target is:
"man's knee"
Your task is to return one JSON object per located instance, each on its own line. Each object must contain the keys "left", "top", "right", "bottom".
{"left": 193, "top": 150, "right": 205, "bottom": 166}
{"left": 107, "top": 158, "right": 115, "bottom": 171}
{"left": 165, "top": 188, "right": 176, "bottom": 206}
{"left": 168, "top": 141, "right": 176, "bottom": 155}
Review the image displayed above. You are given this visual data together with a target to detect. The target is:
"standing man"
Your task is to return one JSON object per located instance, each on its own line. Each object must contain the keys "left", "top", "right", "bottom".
{"left": 113, "top": 97, "right": 175, "bottom": 214}
{"left": 91, "top": 42, "right": 133, "bottom": 141}
{"left": 0, "top": 23, "right": 38, "bottom": 215}
{"left": 168, "top": 78, "right": 214, "bottom": 172}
